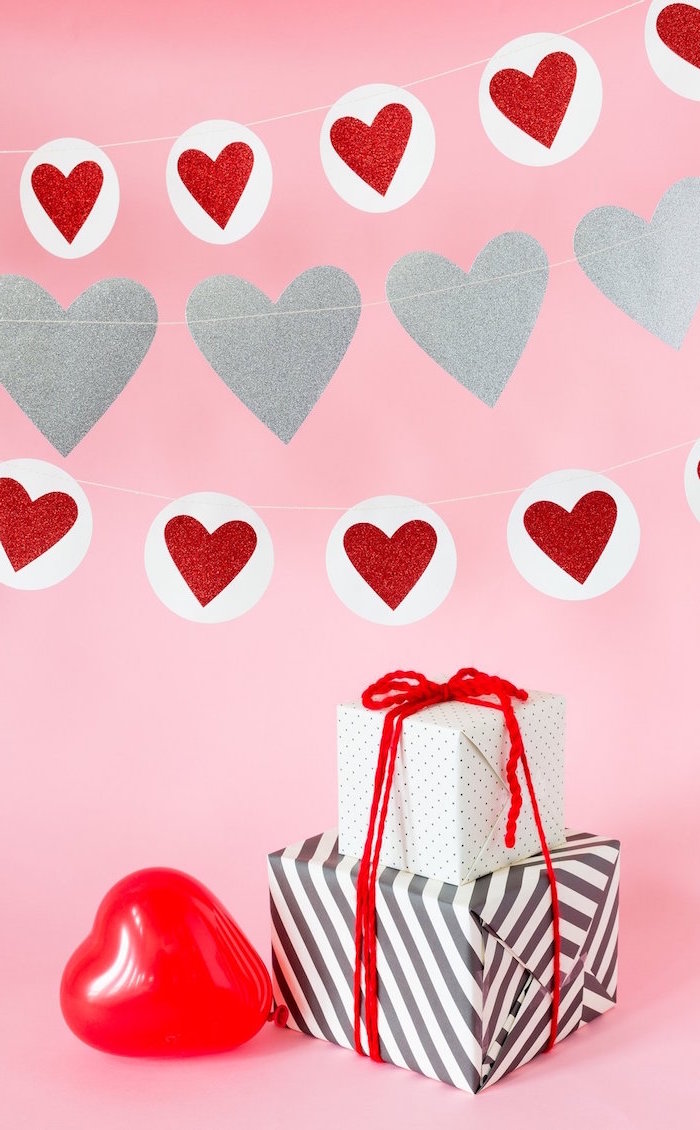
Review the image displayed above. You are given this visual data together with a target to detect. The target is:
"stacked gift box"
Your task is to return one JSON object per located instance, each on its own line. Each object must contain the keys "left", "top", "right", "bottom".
{"left": 268, "top": 671, "right": 619, "bottom": 1093}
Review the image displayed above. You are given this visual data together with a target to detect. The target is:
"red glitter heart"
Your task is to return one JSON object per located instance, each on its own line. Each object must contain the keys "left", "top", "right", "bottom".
{"left": 343, "top": 520, "right": 437, "bottom": 609}
{"left": 656, "top": 4, "right": 700, "bottom": 68}
{"left": 330, "top": 103, "right": 412, "bottom": 195}
{"left": 164, "top": 516, "right": 257, "bottom": 606}
{"left": 523, "top": 491, "right": 617, "bottom": 584}
{"left": 0, "top": 478, "right": 78, "bottom": 571}
{"left": 30, "top": 161, "right": 104, "bottom": 243}
{"left": 489, "top": 52, "right": 577, "bottom": 149}
{"left": 177, "top": 143, "right": 254, "bottom": 229}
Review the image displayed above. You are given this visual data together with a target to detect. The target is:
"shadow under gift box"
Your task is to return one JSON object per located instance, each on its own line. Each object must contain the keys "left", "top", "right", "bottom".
{"left": 268, "top": 831, "right": 619, "bottom": 1094}
{"left": 338, "top": 691, "right": 566, "bottom": 885}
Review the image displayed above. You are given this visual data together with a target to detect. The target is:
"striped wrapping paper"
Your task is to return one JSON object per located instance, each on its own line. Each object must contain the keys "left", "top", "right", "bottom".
{"left": 268, "top": 830, "right": 619, "bottom": 1093}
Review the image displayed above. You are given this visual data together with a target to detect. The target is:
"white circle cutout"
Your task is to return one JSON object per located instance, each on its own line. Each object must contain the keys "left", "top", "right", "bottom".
{"left": 0, "top": 459, "right": 92, "bottom": 589}
{"left": 321, "top": 84, "right": 435, "bottom": 212}
{"left": 479, "top": 34, "right": 602, "bottom": 166}
{"left": 326, "top": 495, "right": 456, "bottom": 624}
{"left": 20, "top": 139, "right": 119, "bottom": 258}
{"left": 145, "top": 492, "right": 273, "bottom": 622}
{"left": 507, "top": 469, "right": 640, "bottom": 600}
{"left": 684, "top": 438, "right": 700, "bottom": 520}
{"left": 646, "top": 1, "right": 700, "bottom": 100}
{"left": 166, "top": 120, "right": 272, "bottom": 243}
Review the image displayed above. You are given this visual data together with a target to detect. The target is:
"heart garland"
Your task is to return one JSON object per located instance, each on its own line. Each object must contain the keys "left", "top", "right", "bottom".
{"left": 489, "top": 52, "right": 577, "bottom": 149}
{"left": 186, "top": 267, "right": 361, "bottom": 442}
{"left": 523, "top": 492, "right": 618, "bottom": 584}
{"left": 177, "top": 143, "right": 255, "bottom": 229}
{"left": 342, "top": 520, "right": 438, "bottom": 609}
{"left": 329, "top": 103, "right": 413, "bottom": 195}
{"left": 574, "top": 176, "right": 700, "bottom": 347}
{"left": 30, "top": 161, "right": 104, "bottom": 243}
{"left": 12, "top": 6, "right": 700, "bottom": 255}
{"left": 656, "top": 4, "right": 700, "bottom": 68}
{"left": 0, "top": 276, "right": 157, "bottom": 455}
{"left": 164, "top": 516, "right": 258, "bottom": 607}
{"left": 0, "top": 477, "right": 78, "bottom": 570}
{"left": 0, "top": 459, "right": 649, "bottom": 609}
{"left": 2, "top": 175, "right": 700, "bottom": 452}
{"left": 385, "top": 233, "right": 549, "bottom": 406}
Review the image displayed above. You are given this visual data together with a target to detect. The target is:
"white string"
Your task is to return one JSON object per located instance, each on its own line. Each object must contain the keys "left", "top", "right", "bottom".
{"left": 402, "top": 1, "right": 646, "bottom": 88}
{"left": 0, "top": 1, "right": 645, "bottom": 156}
{"left": 0, "top": 216, "right": 677, "bottom": 327}
{"left": 68, "top": 436, "right": 695, "bottom": 512}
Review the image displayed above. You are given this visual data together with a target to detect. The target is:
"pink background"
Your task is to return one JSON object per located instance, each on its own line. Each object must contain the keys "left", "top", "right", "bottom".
{"left": 2, "top": 0, "right": 699, "bottom": 1125}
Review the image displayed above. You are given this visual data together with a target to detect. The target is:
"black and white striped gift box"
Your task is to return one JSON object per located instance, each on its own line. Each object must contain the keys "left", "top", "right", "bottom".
{"left": 268, "top": 830, "right": 619, "bottom": 1093}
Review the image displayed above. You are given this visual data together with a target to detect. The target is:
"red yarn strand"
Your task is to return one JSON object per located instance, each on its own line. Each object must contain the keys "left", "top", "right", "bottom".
{"left": 519, "top": 749, "right": 561, "bottom": 1051}
{"left": 353, "top": 668, "right": 561, "bottom": 1061}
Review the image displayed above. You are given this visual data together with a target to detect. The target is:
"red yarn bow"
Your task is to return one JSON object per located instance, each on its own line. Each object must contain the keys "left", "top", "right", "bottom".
{"left": 353, "top": 668, "right": 561, "bottom": 1062}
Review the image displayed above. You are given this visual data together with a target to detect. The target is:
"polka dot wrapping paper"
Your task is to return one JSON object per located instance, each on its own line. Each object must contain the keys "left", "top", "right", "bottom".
{"left": 337, "top": 691, "right": 565, "bottom": 884}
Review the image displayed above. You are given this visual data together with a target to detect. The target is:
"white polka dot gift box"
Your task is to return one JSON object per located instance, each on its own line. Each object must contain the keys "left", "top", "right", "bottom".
{"left": 337, "top": 688, "right": 565, "bottom": 885}
{"left": 268, "top": 830, "right": 619, "bottom": 1093}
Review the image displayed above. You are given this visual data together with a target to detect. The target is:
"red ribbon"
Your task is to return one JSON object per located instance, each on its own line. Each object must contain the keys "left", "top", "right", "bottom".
{"left": 353, "top": 668, "right": 561, "bottom": 1061}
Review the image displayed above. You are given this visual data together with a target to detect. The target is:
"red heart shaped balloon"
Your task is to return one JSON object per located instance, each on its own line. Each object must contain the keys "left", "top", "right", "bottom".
{"left": 60, "top": 868, "right": 272, "bottom": 1055}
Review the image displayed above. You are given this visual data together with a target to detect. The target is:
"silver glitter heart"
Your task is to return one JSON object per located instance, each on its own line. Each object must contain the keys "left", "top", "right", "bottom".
{"left": 186, "top": 268, "right": 361, "bottom": 442}
{"left": 0, "top": 276, "right": 157, "bottom": 455}
{"left": 574, "top": 176, "right": 700, "bottom": 348}
{"left": 385, "top": 233, "right": 548, "bottom": 407}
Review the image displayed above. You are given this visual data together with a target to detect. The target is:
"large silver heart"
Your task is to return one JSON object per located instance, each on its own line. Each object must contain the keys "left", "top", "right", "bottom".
{"left": 385, "top": 233, "right": 548, "bottom": 407}
{"left": 574, "top": 176, "right": 700, "bottom": 348}
{"left": 186, "top": 267, "right": 361, "bottom": 442}
{"left": 0, "top": 276, "right": 157, "bottom": 455}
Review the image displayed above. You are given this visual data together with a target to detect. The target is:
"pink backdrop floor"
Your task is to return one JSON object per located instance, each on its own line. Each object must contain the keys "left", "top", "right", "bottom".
{"left": 2, "top": 1, "right": 699, "bottom": 1126}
